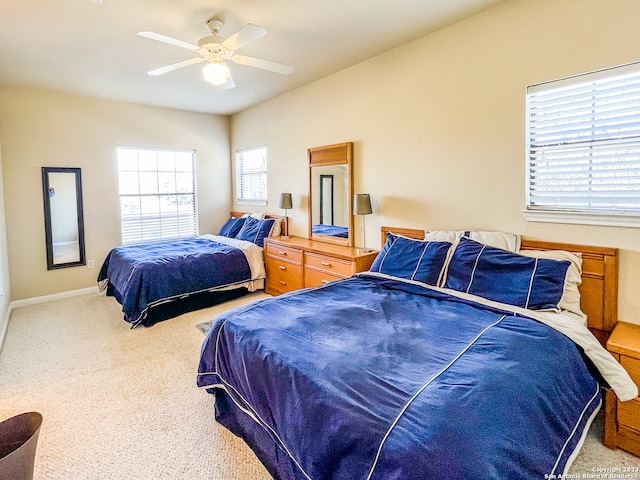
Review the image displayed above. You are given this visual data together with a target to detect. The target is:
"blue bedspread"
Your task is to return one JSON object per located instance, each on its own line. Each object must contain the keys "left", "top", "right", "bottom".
{"left": 198, "top": 274, "right": 601, "bottom": 479}
{"left": 98, "top": 237, "right": 251, "bottom": 326}
{"left": 312, "top": 224, "right": 349, "bottom": 238}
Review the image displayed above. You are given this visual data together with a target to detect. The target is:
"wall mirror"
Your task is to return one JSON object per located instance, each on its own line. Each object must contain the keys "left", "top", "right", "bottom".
{"left": 308, "top": 142, "right": 353, "bottom": 246}
{"left": 41, "top": 167, "right": 86, "bottom": 270}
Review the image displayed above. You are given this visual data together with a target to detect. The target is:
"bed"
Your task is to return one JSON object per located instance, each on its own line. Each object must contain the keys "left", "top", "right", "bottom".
{"left": 98, "top": 213, "right": 283, "bottom": 327}
{"left": 311, "top": 224, "right": 349, "bottom": 238}
{"left": 197, "top": 227, "right": 638, "bottom": 479}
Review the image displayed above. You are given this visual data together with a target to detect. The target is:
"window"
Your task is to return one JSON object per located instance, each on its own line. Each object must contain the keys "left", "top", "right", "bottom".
{"left": 116, "top": 146, "right": 197, "bottom": 245}
{"left": 235, "top": 146, "right": 267, "bottom": 204}
{"left": 525, "top": 62, "right": 640, "bottom": 227}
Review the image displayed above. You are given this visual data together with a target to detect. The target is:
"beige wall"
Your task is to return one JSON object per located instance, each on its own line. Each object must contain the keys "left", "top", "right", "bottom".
{"left": 0, "top": 135, "right": 11, "bottom": 340}
{"left": 231, "top": 0, "right": 640, "bottom": 324}
{"left": 0, "top": 86, "right": 231, "bottom": 300}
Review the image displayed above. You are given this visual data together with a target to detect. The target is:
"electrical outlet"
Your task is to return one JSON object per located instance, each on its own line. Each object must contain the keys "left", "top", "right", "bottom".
{"left": 88, "top": 260, "right": 94, "bottom": 269}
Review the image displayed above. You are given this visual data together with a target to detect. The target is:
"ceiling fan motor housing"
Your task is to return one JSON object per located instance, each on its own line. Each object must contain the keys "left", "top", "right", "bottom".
{"left": 198, "top": 36, "right": 228, "bottom": 56}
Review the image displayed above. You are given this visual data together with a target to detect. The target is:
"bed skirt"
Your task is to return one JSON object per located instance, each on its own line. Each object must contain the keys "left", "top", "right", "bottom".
{"left": 136, "top": 287, "right": 251, "bottom": 327}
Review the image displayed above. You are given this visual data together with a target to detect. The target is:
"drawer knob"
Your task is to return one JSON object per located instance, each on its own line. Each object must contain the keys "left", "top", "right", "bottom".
{"left": 321, "top": 262, "right": 331, "bottom": 267}
{"left": 278, "top": 251, "right": 287, "bottom": 255}
{"left": 280, "top": 281, "right": 286, "bottom": 285}
{"left": 279, "top": 265, "right": 286, "bottom": 270}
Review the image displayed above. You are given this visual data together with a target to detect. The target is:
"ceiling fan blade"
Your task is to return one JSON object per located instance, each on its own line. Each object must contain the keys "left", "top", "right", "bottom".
{"left": 231, "top": 55, "right": 293, "bottom": 75}
{"left": 222, "top": 24, "right": 266, "bottom": 51}
{"left": 147, "top": 57, "right": 204, "bottom": 76}
{"left": 138, "top": 31, "right": 199, "bottom": 51}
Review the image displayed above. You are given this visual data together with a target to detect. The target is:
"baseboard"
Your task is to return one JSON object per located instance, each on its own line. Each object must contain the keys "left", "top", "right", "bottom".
{"left": 0, "top": 303, "right": 11, "bottom": 355}
{"left": 9, "top": 286, "right": 100, "bottom": 310}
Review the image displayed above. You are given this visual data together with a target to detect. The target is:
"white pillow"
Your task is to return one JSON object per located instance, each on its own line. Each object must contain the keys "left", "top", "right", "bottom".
{"left": 424, "top": 230, "right": 521, "bottom": 252}
{"left": 241, "top": 212, "right": 266, "bottom": 220}
{"left": 469, "top": 231, "right": 520, "bottom": 252}
{"left": 270, "top": 218, "right": 282, "bottom": 237}
{"left": 519, "top": 249, "right": 585, "bottom": 319}
{"left": 423, "top": 230, "right": 462, "bottom": 243}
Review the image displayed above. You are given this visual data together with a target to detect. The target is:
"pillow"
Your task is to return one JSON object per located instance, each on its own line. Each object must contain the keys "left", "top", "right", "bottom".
{"left": 518, "top": 248, "right": 584, "bottom": 318}
{"left": 236, "top": 216, "right": 276, "bottom": 247}
{"left": 241, "top": 212, "right": 266, "bottom": 220}
{"left": 218, "top": 217, "right": 246, "bottom": 238}
{"left": 423, "top": 230, "right": 462, "bottom": 243}
{"left": 424, "top": 230, "right": 520, "bottom": 252}
{"left": 443, "top": 237, "right": 573, "bottom": 312}
{"left": 270, "top": 217, "right": 282, "bottom": 237}
{"left": 468, "top": 231, "right": 521, "bottom": 252}
{"left": 370, "top": 233, "right": 452, "bottom": 286}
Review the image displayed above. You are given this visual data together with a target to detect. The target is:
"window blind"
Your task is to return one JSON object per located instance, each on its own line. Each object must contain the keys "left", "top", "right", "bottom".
{"left": 117, "top": 147, "right": 197, "bottom": 245}
{"left": 526, "top": 62, "right": 640, "bottom": 215}
{"left": 236, "top": 146, "right": 267, "bottom": 202}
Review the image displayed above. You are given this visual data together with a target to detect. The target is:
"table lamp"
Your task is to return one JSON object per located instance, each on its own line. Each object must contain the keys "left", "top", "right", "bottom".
{"left": 353, "top": 193, "right": 372, "bottom": 252}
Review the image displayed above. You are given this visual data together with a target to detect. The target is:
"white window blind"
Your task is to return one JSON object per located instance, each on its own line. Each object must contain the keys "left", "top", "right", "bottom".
{"left": 526, "top": 62, "right": 640, "bottom": 224}
{"left": 117, "top": 146, "right": 197, "bottom": 245}
{"left": 236, "top": 146, "right": 267, "bottom": 203}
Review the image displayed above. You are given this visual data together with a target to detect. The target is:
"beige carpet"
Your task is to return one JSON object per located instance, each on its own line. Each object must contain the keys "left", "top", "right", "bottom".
{"left": 0, "top": 292, "right": 637, "bottom": 479}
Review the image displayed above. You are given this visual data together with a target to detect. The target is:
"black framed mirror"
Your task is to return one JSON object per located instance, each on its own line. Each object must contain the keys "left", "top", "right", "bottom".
{"left": 319, "top": 174, "right": 334, "bottom": 225}
{"left": 41, "top": 167, "right": 86, "bottom": 270}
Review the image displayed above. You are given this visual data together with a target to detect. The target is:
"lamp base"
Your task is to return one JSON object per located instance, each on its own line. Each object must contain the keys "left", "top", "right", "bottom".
{"left": 280, "top": 235, "right": 290, "bottom": 239}
{"left": 357, "top": 248, "right": 373, "bottom": 254}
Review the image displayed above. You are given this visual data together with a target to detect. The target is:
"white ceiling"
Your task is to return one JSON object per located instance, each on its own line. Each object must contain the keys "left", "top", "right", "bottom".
{"left": 0, "top": 0, "right": 507, "bottom": 116}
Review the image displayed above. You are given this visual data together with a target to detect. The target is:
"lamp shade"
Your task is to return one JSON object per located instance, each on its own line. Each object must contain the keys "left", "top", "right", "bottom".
{"left": 279, "top": 193, "right": 293, "bottom": 210}
{"left": 202, "top": 61, "right": 230, "bottom": 86}
{"left": 353, "top": 194, "right": 372, "bottom": 215}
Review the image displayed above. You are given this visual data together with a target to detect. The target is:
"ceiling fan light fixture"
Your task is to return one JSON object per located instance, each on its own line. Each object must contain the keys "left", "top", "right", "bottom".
{"left": 202, "top": 61, "right": 230, "bottom": 86}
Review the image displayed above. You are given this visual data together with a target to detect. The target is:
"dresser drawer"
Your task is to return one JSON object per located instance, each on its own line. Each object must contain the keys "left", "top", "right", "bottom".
{"left": 266, "top": 258, "right": 303, "bottom": 293}
{"left": 265, "top": 244, "right": 302, "bottom": 264}
{"left": 618, "top": 398, "right": 640, "bottom": 433}
{"left": 304, "top": 267, "right": 344, "bottom": 288}
{"left": 305, "top": 253, "right": 352, "bottom": 277}
{"left": 618, "top": 356, "right": 640, "bottom": 434}
{"left": 620, "top": 355, "right": 640, "bottom": 387}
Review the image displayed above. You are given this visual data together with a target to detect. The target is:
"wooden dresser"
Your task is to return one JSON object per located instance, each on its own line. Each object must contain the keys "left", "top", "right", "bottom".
{"left": 264, "top": 236, "right": 378, "bottom": 295}
{"left": 605, "top": 321, "right": 640, "bottom": 456}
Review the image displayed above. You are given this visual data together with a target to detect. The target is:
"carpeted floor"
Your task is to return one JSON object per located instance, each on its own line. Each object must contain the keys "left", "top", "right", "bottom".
{"left": 0, "top": 291, "right": 637, "bottom": 479}
{"left": 0, "top": 291, "right": 273, "bottom": 480}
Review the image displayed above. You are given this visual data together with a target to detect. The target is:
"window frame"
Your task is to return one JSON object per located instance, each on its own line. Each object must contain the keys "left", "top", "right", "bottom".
{"left": 116, "top": 146, "right": 198, "bottom": 246}
{"left": 235, "top": 145, "right": 268, "bottom": 206}
{"left": 524, "top": 61, "right": 640, "bottom": 228}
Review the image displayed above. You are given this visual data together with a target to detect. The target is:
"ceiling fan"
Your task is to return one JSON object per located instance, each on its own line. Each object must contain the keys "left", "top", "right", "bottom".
{"left": 138, "top": 17, "right": 293, "bottom": 89}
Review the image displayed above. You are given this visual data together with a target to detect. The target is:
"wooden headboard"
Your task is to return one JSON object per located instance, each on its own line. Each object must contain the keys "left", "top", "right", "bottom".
{"left": 380, "top": 226, "right": 619, "bottom": 346}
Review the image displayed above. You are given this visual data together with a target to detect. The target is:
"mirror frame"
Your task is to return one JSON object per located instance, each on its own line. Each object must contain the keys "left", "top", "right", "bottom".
{"left": 308, "top": 142, "right": 354, "bottom": 246}
{"left": 41, "top": 167, "right": 86, "bottom": 270}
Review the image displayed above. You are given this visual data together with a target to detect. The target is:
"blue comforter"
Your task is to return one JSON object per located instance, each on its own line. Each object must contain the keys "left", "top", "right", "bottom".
{"left": 312, "top": 224, "right": 349, "bottom": 238}
{"left": 197, "top": 274, "right": 601, "bottom": 479}
{"left": 98, "top": 237, "right": 251, "bottom": 326}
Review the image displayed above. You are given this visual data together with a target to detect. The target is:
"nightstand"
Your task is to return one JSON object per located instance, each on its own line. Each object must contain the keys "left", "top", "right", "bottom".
{"left": 264, "top": 236, "right": 378, "bottom": 295}
{"left": 604, "top": 321, "right": 640, "bottom": 456}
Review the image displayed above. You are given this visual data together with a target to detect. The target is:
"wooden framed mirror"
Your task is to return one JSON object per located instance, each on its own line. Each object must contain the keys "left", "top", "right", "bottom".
{"left": 41, "top": 167, "right": 86, "bottom": 270}
{"left": 308, "top": 142, "right": 353, "bottom": 246}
